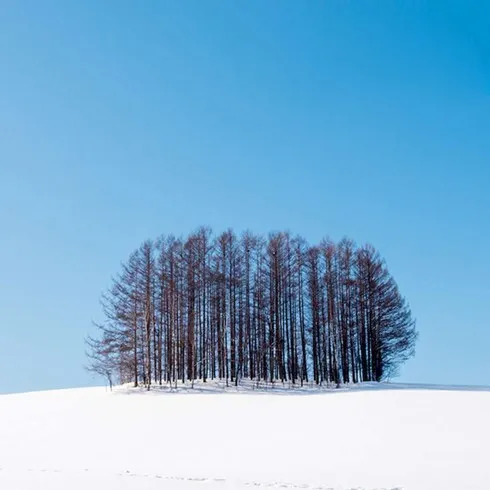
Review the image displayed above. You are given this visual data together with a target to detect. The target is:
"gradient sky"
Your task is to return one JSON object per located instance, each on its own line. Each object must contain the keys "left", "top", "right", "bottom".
{"left": 0, "top": 1, "right": 488, "bottom": 394}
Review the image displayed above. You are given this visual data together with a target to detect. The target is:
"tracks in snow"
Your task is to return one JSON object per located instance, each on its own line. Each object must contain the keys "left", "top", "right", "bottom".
{"left": 0, "top": 467, "right": 402, "bottom": 490}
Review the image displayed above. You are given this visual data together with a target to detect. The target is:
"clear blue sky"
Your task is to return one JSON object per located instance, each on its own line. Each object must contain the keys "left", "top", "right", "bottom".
{"left": 0, "top": 1, "right": 488, "bottom": 394}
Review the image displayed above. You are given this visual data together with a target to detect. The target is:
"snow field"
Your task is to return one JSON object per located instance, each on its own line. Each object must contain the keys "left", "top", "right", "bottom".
{"left": 0, "top": 382, "right": 489, "bottom": 489}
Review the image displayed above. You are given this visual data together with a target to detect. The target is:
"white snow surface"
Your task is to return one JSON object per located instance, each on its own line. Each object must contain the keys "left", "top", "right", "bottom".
{"left": 1, "top": 380, "right": 489, "bottom": 490}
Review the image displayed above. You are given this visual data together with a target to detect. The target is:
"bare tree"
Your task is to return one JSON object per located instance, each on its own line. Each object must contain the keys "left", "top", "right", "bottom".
{"left": 87, "top": 228, "right": 417, "bottom": 388}
{"left": 85, "top": 326, "right": 118, "bottom": 390}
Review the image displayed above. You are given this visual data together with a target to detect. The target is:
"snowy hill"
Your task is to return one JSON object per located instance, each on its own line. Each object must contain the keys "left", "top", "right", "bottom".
{"left": 0, "top": 382, "right": 489, "bottom": 490}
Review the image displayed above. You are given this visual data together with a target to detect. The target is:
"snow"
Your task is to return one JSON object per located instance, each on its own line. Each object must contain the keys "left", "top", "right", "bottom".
{"left": 1, "top": 381, "right": 489, "bottom": 490}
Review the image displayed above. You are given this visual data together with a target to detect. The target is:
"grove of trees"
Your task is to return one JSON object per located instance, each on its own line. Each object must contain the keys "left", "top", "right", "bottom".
{"left": 86, "top": 228, "right": 417, "bottom": 389}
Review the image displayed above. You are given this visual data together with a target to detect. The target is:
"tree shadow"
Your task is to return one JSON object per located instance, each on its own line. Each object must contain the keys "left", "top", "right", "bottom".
{"left": 113, "top": 379, "right": 490, "bottom": 397}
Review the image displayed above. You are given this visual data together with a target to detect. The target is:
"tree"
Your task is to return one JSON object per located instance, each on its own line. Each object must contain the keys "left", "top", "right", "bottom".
{"left": 86, "top": 228, "right": 417, "bottom": 388}
{"left": 85, "top": 326, "right": 118, "bottom": 390}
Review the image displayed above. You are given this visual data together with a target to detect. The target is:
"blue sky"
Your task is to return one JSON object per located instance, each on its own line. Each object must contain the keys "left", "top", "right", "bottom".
{"left": 0, "top": 1, "right": 488, "bottom": 394}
